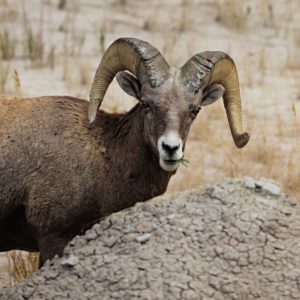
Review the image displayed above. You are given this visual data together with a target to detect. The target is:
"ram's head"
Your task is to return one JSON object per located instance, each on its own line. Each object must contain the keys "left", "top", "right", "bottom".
{"left": 88, "top": 38, "right": 249, "bottom": 172}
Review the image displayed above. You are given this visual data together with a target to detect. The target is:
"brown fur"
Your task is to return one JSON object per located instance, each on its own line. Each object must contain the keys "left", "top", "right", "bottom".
{"left": 0, "top": 96, "right": 172, "bottom": 263}
{"left": 0, "top": 67, "right": 227, "bottom": 264}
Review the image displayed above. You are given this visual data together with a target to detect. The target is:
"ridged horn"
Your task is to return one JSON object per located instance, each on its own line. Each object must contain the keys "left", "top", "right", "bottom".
{"left": 88, "top": 37, "right": 170, "bottom": 124}
{"left": 180, "top": 51, "right": 249, "bottom": 148}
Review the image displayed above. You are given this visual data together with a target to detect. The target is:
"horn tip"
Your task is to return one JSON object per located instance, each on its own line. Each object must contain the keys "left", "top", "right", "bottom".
{"left": 235, "top": 132, "right": 250, "bottom": 148}
{"left": 88, "top": 112, "right": 97, "bottom": 124}
{"left": 88, "top": 99, "right": 100, "bottom": 124}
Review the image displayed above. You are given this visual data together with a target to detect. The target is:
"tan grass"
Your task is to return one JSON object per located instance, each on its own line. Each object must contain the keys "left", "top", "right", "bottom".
{"left": 21, "top": 2, "right": 44, "bottom": 66}
{"left": 47, "top": 45, "right": 56, "bottom": 69}
{"left": 214, "top": 1, "right": 248, "bottom": 32}
{"left": 0, "top": 0, "right": 8, "bottom": 6}
{"left": 287, "top": 29, "right": 300, "bottom": 70}
{"left": 8, "top": 251, "right": 39, "bottom": 284}
{"left": 12, "top": 69, "right": 21, "bottom": 95}
{"left": 58, "top": 0, "right": 67, "bottom": 10}
{"left": 0, "top": 29, "right": 16, "bottom": 60}
{"left": 25, "top": 27, "right": 44, "bottom": 64}
{"left": 76, "top": 60, "right": 91, "bottom": 87}
{"left": 0, "top": 59, "right": 10, "bottom": 93}
{"left": 99, "top": 26, "right": 106, "bottom": 55}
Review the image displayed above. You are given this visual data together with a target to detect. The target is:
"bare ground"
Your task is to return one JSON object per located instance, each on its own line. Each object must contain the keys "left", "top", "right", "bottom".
{"left": 1, "top": 178, "right": 299, "bottom": 299}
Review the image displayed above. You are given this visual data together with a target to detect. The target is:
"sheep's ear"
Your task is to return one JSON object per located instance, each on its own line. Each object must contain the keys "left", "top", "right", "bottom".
{"left": 116, "top": 71, "right": 141, "bottom": 99}
{"left": 201, "top": 84, "right": 225, "bottom": 106}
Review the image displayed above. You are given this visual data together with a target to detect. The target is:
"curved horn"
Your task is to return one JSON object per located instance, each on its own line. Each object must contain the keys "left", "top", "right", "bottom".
{"left": 88, "top": 37, "right": 170, "bottom": 124}
{"left": 180, "top": 52, "right": 249, "bottom": 148}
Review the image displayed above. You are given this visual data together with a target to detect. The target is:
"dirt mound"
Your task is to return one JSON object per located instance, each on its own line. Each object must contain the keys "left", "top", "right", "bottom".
{"left": 1, "top": 178, "right": 299, "bottom": 299}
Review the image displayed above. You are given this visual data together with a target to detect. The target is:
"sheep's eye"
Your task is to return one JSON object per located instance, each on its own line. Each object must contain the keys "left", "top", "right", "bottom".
{"left": 140, "top": 101, "right": 152, "bottom": 112}
{"left": 190, "top": 106, "right": 201, "bottom": 118}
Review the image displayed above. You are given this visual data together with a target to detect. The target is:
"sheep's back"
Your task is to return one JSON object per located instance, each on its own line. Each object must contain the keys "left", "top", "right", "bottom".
{"left": 0, "top": 96, "right": 103, "bottom": 227}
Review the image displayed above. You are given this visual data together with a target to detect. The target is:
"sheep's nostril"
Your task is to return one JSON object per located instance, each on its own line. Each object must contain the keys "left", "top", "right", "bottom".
{"left": 162, "top": 142, "right": 179, "bottom": 156}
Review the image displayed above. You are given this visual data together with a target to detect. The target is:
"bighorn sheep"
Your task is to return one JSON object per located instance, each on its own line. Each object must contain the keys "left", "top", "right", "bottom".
{"left": 0, "top": 37, "right": 249, "bottom": 264}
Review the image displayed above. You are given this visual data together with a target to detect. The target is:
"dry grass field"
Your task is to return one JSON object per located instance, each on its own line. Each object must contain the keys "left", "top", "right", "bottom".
{"left": 0, "top": 0, "right": 299, "bottom": 288}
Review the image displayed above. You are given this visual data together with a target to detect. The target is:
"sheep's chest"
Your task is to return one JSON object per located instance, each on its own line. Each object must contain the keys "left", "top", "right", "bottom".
{"left": 101, "top": 163, "right": 171, "bottom": 215}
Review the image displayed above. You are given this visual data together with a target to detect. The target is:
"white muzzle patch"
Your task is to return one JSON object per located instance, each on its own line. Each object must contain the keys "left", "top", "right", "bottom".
{"left": 158, "top": 131, "right": 183, "bottom": 172}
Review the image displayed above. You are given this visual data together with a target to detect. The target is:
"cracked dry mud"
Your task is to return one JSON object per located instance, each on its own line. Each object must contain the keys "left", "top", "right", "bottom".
{"left": 1, "top": 178, "right": 300, "bottom": 299}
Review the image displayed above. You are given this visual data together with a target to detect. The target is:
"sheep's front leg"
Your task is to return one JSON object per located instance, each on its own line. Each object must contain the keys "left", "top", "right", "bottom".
{"left": 37, "top": 232, "right": 71, "bottom": 267}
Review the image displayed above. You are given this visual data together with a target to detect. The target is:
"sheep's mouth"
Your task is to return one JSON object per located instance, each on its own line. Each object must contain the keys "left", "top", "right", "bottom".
{"left": 162, "top": 156, "right": 190, "bottom": 168}
{"left": 159, "top": 157, "right": 180, "bottom": 172}
{"left": 163, "top": 159, "right": 179, "bottom": 165}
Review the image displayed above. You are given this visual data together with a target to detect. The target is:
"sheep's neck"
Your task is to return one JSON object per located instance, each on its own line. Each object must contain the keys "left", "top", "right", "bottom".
{"left": 96, "top": 105, "right": 174, "bottom": 213}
